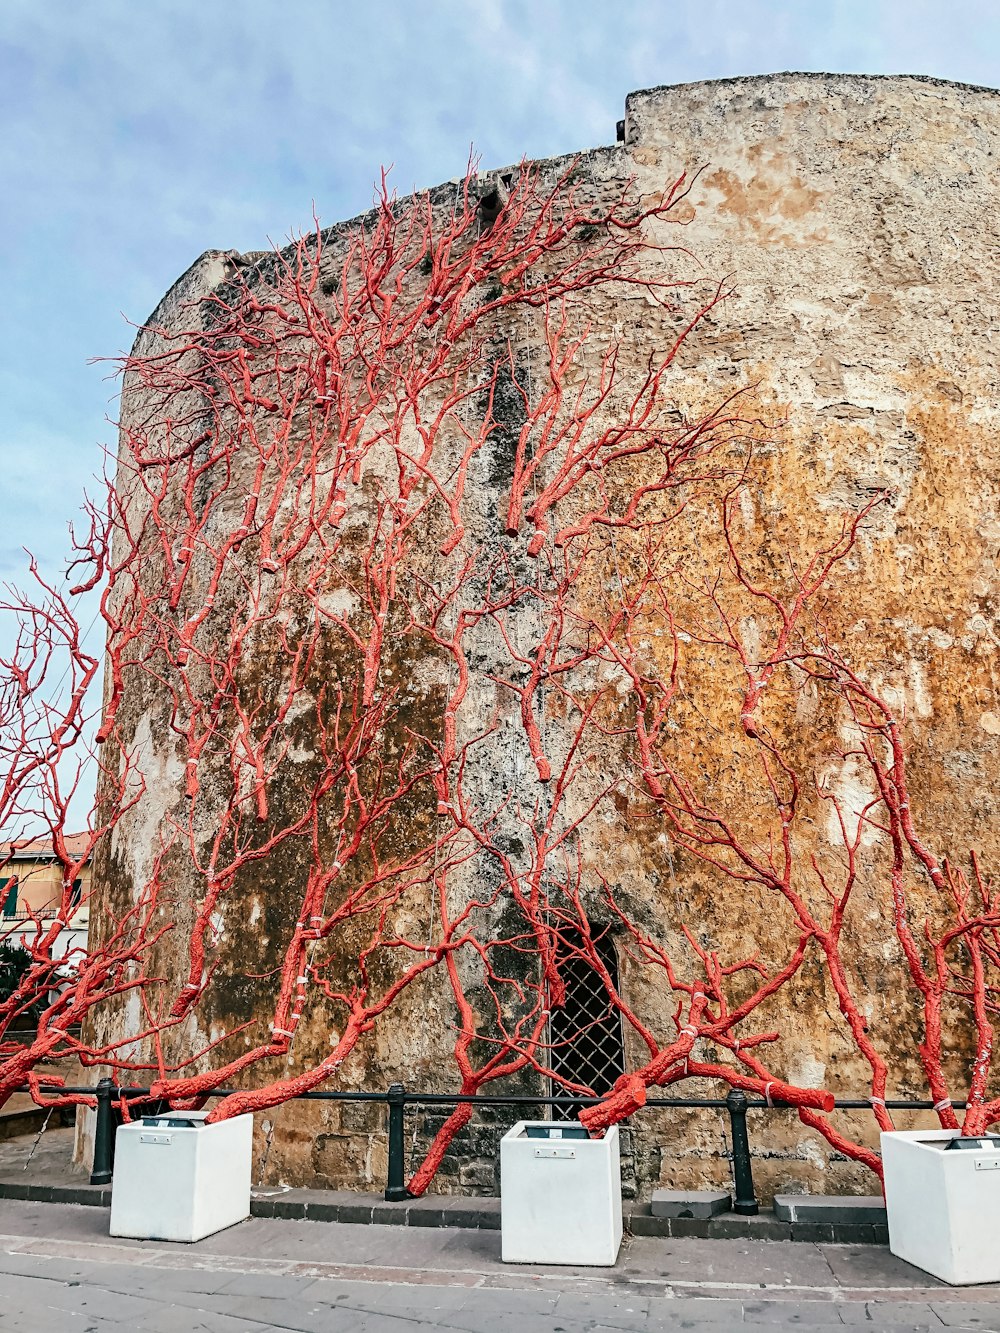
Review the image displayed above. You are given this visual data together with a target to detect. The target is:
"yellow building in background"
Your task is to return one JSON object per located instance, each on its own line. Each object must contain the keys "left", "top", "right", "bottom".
{"left": 0, "top": 833, "right": 91, "bottom": 957}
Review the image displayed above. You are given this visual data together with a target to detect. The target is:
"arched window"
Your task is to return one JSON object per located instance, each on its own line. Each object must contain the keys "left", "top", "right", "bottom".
{"left": 548, "top": 929, "right": 626, "bottom": 1121}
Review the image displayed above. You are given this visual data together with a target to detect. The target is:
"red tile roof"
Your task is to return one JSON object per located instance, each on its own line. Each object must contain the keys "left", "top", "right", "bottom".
{"left": 1, "top": 833, "right": 93, "bottom": 861}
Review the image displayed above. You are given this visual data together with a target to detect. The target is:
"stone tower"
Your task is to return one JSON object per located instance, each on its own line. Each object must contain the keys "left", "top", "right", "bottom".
{"left": 87, "top": 74, "right": 1000, "bottom": 1200}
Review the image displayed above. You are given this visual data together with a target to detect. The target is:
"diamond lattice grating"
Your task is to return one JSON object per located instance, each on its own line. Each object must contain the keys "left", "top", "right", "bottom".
{"left": 548, "top": 934, "right": 626, "bottom": 1121}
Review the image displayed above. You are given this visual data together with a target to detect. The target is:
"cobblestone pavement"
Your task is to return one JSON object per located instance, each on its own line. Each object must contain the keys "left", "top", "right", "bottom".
{"left": 2, "top": 1200, "right": 1000, "bottom": 1331}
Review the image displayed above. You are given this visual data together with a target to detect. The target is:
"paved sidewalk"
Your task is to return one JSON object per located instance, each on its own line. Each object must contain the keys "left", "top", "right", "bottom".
{"left": 0, "top": 1129, "right": 892, "bottom": 1243}
{"left": 2, "top": 1198, "right": 1000, "bottom": 1330}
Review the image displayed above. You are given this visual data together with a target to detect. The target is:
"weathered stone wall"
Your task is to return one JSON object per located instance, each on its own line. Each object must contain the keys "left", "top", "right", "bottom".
{"left": 86, "top": 73, "right": 1000, "bottom": 1200}
{"left": 593, "top": 71, "right": 1000, "bottom": 1198}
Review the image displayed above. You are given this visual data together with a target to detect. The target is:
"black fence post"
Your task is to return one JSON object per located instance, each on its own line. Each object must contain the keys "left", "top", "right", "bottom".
{"left": 90, "top": 1077, "right": 116, "bottom": 1186}
{"left": 726, "top": 1089, "right": 759, "bottom": 1215}
{"left": 384, "top": 1082, "right": 409, "bottom": 1201}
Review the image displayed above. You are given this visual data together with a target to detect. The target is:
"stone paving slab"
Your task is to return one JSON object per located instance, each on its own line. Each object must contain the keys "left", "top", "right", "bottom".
{"left": 2, "top": 1213, "right": 1000, "bottom": 1329}
{"left": 774, "top": 1193, "right": 887, "bottom": 1225}
{"left": 3, "top": 1198, "right": 1000, "bottom": 1299}
{"left": 1, "top": 1254, "right": 997, "bottom": 1331}
{"left": 651, "top": 1188, "right": 732, "bottom": 1218}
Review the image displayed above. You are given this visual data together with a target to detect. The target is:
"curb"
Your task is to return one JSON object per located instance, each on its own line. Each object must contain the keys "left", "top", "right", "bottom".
{"left": 251, "top": 1190, "right": 502, "bottom": 1229}
{"left": 0, "top": 1180, "right": 889, "bottom": 1243}
{"left": 627, "top": 1204, "right": 888, "bottom": 1245}
{"left": 0, "top": 1182, "right": 111, "bottom": 1207}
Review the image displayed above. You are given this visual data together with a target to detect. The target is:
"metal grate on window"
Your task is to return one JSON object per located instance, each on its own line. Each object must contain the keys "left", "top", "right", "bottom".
{"left": 548, "top": 929, "right": 626, "bottom": 1121}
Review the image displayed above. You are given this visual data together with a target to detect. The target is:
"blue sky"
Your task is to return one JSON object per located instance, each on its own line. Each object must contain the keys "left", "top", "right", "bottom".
{"left": 1, "top": 0, "right": 998, "bottom": 593}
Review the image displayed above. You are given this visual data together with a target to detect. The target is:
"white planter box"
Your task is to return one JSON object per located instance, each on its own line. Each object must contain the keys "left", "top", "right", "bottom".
{"left": 881, "top": 1129, "right": 1000, "bottom": 1285}
{"left": 500, "top": 1121, "right": 622, "bottom": 1265}
{"left": 110, "top": 1111, "right": 253, "bottom": 1243}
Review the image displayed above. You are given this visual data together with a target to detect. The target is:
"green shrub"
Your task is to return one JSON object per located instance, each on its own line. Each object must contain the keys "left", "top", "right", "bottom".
{"left": 0, "top": 941, "right": 33, "bottom": 1004}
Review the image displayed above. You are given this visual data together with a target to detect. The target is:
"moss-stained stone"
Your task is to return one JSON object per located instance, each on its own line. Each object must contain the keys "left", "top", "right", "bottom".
{"left": 83, "top": 74, "right": 1000, "bottom": 1200}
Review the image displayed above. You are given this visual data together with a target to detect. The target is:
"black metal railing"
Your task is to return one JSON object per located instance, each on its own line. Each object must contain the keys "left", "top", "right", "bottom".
{"left": 19, "top": 1079, "right": 966, "bottom": 1214}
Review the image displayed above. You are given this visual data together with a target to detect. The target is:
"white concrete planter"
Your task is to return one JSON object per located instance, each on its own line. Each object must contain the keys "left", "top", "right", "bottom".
{"left": 110, "top": 1111, "right": 253, "bottom": 1243}
{"left": 881, "top": 1129, "right": 1000, "bottom": 1285}
{"left": 500, "top": 1121, "right": 622, "bottom": 1265}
